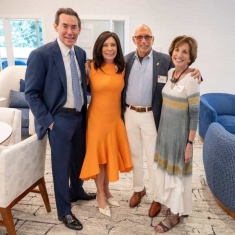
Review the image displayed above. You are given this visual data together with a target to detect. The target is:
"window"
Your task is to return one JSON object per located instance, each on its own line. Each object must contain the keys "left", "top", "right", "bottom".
{"left": 0, "top": 18, "right": 44, "bottom": 70}
{"left": 0, "top": 19, "right": 7, "bottom": 70}
{"left": 78, "top": 16, "right": 130, "bottom": 59}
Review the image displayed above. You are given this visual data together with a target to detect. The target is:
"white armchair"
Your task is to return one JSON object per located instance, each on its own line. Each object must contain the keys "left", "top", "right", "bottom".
{"left": 0, "top": 66, "right": 35, "bottom": 135}
{"left": 0, "top": 108, "right": 21, "bottom": 153}
{"left": 0, "top": 134, "right": 51, "bottom": 235}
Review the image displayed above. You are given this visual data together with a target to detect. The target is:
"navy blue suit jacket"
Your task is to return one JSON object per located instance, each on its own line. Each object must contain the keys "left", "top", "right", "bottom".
{"left": 122, "top": 50, "right": 174, "bottom": 131}
{"left": 25, "top": 40, "right": 87, "bottom": 139}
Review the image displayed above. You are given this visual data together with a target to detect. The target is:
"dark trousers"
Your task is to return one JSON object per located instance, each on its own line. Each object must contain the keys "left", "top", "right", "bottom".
{"left": 48, "top": 108, "right": 86, "bottom": 217}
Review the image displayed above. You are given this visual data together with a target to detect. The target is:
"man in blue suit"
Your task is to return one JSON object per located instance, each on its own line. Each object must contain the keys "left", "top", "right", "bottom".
{"left": 25, "top": 8, "right": 95, "bottom": 231}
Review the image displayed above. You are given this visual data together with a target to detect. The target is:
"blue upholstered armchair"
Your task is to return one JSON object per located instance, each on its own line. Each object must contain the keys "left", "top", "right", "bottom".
{"left": 203, "top": 122, "right": 235, "bottom": 219}
{"left": 199, "top": 93, "right": 235, "bottom": 140}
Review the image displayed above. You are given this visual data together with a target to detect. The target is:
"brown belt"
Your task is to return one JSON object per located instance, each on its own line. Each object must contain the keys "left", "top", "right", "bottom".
{"left": 126, "top": 104, "right": 152, "bottom": 112}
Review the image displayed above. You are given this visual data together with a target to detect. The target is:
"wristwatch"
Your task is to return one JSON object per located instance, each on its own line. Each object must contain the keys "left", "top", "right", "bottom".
{"left": 187, "top": 139, "right": 193, "bottom": 144}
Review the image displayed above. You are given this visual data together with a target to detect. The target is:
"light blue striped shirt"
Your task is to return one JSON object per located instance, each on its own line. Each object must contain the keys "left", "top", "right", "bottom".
{"left": 126, "top": 50, "right": 153, "bottom": 107}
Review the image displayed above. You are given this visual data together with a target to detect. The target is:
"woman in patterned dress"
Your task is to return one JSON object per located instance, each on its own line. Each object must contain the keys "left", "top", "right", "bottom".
{"left": 152, "top": 35, "right": 200, "bottom": 233}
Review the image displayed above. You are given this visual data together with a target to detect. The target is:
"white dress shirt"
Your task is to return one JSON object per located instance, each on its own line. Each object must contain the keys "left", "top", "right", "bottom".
{"left": 57, "top": 38, "right": 84, "bottom": 108}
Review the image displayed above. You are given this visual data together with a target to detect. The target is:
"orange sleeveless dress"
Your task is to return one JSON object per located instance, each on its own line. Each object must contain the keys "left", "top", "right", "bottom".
{"left": 80, "top": 62, "right": 132, "bottom": 182}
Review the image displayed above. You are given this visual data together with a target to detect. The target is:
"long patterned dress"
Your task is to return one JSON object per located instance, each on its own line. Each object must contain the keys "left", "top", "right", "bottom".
{"left": 152, "top": 68, "right": 200, "bottom": 215}
{"left": 80, "top": 62, "right": 132, "bottom": 182}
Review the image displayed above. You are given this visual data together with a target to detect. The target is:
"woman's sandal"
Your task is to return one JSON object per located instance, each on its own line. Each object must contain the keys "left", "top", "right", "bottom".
{"left": 162, "top": 208, "right": 189, "bottom": 218}
{"left": 162, "top": 208, "right": 189, "bottom": 217}
{"left": 162, "top": 208, "right": 171, "bottom": 216}
{"left": 154, "top": 214, "right": 180, "bottom": 233}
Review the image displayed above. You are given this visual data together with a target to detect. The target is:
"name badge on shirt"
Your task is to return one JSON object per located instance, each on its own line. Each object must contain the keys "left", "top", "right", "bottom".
{"left": 173, "top": 84, "right": 184, "bottom": 93}
{"left": 158, "top": 75, "right": 167, "bottom": 83}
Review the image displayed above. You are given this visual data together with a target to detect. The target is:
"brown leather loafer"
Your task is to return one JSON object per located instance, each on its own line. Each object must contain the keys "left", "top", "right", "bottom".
{"left": 148, "top": 200, "right": 161, "bottom": 217}
{"left": 129, "top": 187, "right": 146, "bottom": 207}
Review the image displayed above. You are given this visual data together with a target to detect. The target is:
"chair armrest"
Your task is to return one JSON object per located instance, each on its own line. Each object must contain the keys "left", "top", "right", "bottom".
{"left": 28, "top": 109, "right": 35, "bottom": 135}
{"left": 0, "top": 134, "right": 47, "bottom": 207}
{"left": 199, "top": 98, "right": 218, "bottom": 139}
{"left": 200, "top": 98, "right": 218, "bottom": 120}
{"left": 203, "top": 123, "right": 235, "bottom": 212}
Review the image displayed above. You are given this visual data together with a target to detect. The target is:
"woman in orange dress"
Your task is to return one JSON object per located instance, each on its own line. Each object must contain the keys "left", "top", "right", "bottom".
{"left": 80, "top": 31, "right": 132, "bottom": 217}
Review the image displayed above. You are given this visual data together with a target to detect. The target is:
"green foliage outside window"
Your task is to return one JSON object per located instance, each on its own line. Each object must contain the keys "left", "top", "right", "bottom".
{"left": 0, "top": 20, "right": 43, "bottom": 48}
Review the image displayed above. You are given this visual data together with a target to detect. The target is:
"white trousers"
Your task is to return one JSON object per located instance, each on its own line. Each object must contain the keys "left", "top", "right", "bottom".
{"left": 124, "top": 108, "right": 157, "bottom": 192}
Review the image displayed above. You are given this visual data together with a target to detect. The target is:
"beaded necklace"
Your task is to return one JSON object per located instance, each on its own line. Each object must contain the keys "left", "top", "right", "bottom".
{"left": 170, "top": 66, "right": 188, "bottom": 84}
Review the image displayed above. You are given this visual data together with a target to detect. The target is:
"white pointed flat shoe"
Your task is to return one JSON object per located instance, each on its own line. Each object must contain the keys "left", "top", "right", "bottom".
{"left": 107, "top": 197, "right": 120, "bottom": 207}
{"left": 98, "top": 205, "right": 111, "bottom": 217}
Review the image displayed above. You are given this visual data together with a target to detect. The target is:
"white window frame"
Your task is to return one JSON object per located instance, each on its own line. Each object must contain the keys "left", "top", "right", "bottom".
{"left": 0, "top": 14, "right": 129, "bottom": 71}
{"left": 0, "top": 14, "right": 46, "bottom": 69}
{"left": 80, "top": 15, "right": 130, "bottom": 54}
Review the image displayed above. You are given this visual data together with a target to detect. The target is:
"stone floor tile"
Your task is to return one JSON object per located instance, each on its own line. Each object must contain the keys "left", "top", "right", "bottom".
{"left": 0, "top": 135, "right": 235, "bottom": 235}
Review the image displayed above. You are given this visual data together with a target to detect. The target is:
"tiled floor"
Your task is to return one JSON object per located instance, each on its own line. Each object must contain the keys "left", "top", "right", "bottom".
{"left": 0, "top": 135, "right": 235, "bottom": 234}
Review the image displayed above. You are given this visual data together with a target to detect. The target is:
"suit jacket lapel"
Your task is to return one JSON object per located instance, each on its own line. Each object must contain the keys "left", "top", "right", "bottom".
{"left": 52, "top": 40, "right": 67, "bottom": 91}
{"left": 125, "top": 52, "right": 135, "bottom": 84}
{"left": 74, "top": 47, "right": 87, "bottom": 88}
{"left": 152, "top": 51, "right": 161, "bottom": 96}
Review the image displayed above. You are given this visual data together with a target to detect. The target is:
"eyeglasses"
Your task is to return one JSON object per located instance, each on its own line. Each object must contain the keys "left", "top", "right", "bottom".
{"left": 134, "top": 35, "right": 153, "bottom": 41}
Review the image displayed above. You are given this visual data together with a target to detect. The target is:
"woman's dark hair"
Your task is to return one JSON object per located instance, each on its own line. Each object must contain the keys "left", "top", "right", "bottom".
{"left": 92, "top": 31, "right": 125, "bottom": 73}
{"left": 169, "top": 35, "right": 198, "bottom": 66}
{"left": 54, "top": 8, "right": 81, "bottom": 28}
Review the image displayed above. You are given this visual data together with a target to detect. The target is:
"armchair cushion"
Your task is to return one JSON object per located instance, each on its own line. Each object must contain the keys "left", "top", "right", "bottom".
{"left": 9, "top": 90, "right": 29, "bottom": 108}
{"left": 18, "top": 108, "right": 30, "bottom": 135}
{"left": 18, "top": 108, "right": 29, "bottom": 128}
{"left": 19, "top": 79, "right": 25, "bottom": 92}
{"left": 0, "top": 66, "right": 27, "bottom": 108}
{"left": 217, "top": 115, "right": 235, "bottom": 134}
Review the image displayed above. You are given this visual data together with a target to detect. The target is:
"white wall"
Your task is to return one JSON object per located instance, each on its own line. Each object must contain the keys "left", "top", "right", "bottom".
{"left": 0, "top": 0, "right": 234, "bottom": 95}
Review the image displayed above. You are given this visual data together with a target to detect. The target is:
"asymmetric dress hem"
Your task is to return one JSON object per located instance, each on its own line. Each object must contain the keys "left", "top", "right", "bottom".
{"left": 80, "top": 62, "right": 132, "bottom": 182}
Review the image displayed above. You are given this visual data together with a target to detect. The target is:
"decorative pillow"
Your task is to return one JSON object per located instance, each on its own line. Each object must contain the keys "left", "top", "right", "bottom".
{"left": 17, "top": 108, "right": 29, "bottom": 128}
{"left": 19, "top": 79, "right": 25, "bottom": 92}
{"left": 9, "top": 90, "right": 29, "bottom": 108}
